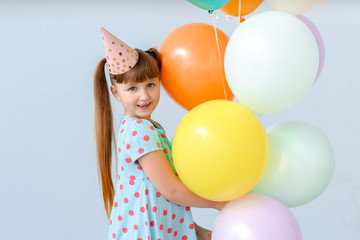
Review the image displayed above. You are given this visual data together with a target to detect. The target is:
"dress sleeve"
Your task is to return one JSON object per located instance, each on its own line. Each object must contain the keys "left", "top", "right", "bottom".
{"left": 123, "top": 118, "right": 163, "bottom": 164}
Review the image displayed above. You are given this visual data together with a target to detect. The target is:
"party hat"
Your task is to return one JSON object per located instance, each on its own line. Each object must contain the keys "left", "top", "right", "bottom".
{"left": 101, "top": 27, "right": 138, "bottom": 75}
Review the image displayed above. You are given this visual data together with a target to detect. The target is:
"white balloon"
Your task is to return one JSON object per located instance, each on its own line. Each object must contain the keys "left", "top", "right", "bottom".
{"left": 224, "top": 11, "right": 319, "bottom": 114}
{"left": 265, "top": 0, "right": 327, "bottom": 15}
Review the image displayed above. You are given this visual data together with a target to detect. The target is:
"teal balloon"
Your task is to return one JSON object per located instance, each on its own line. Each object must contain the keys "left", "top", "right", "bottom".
{"left": 251, "top": 122, "right": 335, "bottom": 207}
{"left": 187, "top": 0, "right": 231, "bottom": 11}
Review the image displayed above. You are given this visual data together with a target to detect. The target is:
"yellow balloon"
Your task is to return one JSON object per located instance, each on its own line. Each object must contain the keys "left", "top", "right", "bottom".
{"left": 172, "top": 100, "right": 268, "bottom": 201}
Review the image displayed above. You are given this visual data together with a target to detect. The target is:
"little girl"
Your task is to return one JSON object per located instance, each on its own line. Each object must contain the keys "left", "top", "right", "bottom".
{"left": 94, "top": 28, "right": 226, "bottom": 240}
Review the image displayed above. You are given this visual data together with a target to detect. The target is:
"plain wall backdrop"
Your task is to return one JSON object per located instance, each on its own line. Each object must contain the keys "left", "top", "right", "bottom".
{"left": 0, "top": 0, "right": 359, "bottom": 239}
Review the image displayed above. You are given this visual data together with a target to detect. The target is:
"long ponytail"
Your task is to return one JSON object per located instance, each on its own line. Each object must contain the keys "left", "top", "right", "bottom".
{"left": 93, "top": 58, "right": 115, "bottom": 219}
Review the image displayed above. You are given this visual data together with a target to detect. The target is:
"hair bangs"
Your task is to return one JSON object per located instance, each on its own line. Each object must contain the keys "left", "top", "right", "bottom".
{"left": 111, "top": 49, "right": 160, "bottom": 85}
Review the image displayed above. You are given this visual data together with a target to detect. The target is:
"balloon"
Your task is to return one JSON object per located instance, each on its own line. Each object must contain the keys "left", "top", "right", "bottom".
{"left": 297, "top": 15, "right": 325, "bottom": 83}
{"left": 187, "top": 0, "right": 231, "bottom": 11}
{"left": 251, "top": 122, "right": 335, "bottom": 207}
{"left": 224, "top": 11, "right": 319, "bottom": 114}
{"left": 160, "top": 23, "right": 233, "bottom": 110}
{"left": 221, "top": 0, "right": 263, "bottom": 17}
{"left": 172, "top": 100, "right": 268, "bottom": 201}
{"left": 212, "top": 193, "right": 302, "bottom": 240}
{"left": 265, "top": 0, "right": 327, "bottom": 15}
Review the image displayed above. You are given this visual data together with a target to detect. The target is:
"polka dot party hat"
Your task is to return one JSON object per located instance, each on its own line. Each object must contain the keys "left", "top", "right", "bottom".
{"left": 101, "top": 27, "right": 139, "bottom": 75}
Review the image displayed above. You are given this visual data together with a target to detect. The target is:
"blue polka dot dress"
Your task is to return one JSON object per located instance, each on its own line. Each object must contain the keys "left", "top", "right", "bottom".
{"left": 108, "top": 116, "right": 197, "bottom": 240}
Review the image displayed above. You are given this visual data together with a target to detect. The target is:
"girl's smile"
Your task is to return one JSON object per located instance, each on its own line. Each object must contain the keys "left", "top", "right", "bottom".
{"left": 137, "top": 102, "right": 151, "bottom": 108}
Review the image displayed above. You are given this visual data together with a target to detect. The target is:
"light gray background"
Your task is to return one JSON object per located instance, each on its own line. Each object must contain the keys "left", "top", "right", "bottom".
{"left": 0, "top": 0, "right": 359, "bottom": 239}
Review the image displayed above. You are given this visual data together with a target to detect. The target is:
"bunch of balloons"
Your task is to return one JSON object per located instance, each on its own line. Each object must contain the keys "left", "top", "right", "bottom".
{"left": 159, "top": 0, "right": 332, "bottom": 239}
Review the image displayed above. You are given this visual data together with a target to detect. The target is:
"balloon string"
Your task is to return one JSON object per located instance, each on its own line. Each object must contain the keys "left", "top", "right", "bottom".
{"left": 238, "top": 0, "right": 242, "bottom": 23}
{"left": 211, "top": 13, "right": 227, "bottom": 100}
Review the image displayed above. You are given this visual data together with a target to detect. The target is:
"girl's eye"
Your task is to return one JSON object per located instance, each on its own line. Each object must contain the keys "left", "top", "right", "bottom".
{"left": 128, "top": 87, "right": 136, "bottom": 91}
{"left": 147, "top": 83, "right": 155, "bottom": 88}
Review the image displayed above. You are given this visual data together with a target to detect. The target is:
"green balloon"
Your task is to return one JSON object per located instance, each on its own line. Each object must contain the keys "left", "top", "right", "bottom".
{"left": 251, "top": 122, "right": 335, "bottom": 207}
{"left": 187, "top": 0, "right": 231, "bottom": 11}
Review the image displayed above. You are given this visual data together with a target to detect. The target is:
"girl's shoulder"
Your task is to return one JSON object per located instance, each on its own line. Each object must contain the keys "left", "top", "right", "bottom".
{"left": 117, "top": 116, "right": 165, "bottom": 161}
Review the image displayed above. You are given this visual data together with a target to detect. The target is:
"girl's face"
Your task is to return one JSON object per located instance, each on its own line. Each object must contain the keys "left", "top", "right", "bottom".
{"left": 111, "top": 78, "right": 160, "bottom": 121}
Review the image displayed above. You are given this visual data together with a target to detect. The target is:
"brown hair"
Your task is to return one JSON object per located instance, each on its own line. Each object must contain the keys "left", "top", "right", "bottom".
{"left": 93, "top": 48, "right": 161, "bottom": 219}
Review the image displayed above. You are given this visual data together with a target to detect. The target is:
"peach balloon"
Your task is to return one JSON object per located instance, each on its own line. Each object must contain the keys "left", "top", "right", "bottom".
{"left": 159, "top": 23, "right": 233, "bottom": 110}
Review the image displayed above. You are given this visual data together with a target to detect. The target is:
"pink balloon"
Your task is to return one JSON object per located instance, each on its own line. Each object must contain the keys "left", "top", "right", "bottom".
{"left": 297, "top": 15, "right": 325, "bottom": 83}
{"left": 212, "top": 193, "right": 302, "bottom": 240}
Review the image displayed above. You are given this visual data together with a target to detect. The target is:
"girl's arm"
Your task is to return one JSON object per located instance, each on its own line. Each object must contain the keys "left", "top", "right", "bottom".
{"left": 138, "top": 150, "right": 226, "bottom": 210}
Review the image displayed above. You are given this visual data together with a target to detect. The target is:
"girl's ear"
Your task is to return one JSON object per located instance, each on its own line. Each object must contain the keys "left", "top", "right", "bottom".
{"left": 110, "top": 85, "right": 121, "bottom": 102}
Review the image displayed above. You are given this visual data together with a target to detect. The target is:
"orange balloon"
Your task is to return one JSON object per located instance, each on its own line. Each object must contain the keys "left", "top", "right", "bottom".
{"left": 159, "top": 23, "right": 233, "bottom": 110}
{"left": 221, "top": 0, "right": 263, "bottom": 17}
